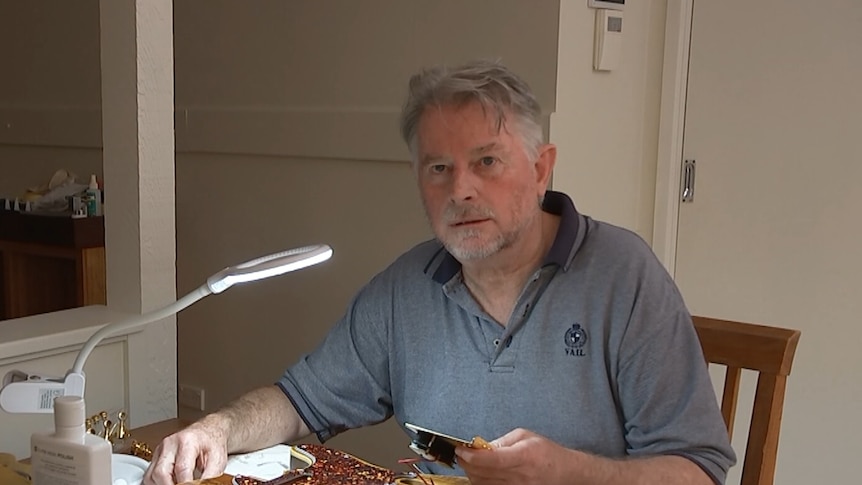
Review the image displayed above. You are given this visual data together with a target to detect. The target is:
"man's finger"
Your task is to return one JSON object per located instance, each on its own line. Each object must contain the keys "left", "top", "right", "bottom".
{"left": 173, "top": 447, "right": 198, "bottom": 484}
{"left": 199, "top": 452, "right": 225, "bottom": 479}
{"left": 491, "top": 428, "right": 529, "bottom": 448}
{"left": 147, "top": 454, "right": 178, "bottom": 485}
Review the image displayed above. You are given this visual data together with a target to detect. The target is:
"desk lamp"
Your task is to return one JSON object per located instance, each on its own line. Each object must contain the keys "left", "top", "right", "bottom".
{"left": 0, "top": 244, "right": 333, "bottom": 413}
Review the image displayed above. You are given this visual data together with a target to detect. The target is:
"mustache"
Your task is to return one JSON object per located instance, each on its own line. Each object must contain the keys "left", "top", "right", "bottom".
{"left": 443, "top": 204, "right": 494, "bottom": 224}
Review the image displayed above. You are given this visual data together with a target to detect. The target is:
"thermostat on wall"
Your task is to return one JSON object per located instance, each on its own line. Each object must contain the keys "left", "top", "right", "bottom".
{"left": 593, "top": 8, "right": 624, "bottom": 71}
{"left": 588, "top": 0, "right": 625, "bottom": 10}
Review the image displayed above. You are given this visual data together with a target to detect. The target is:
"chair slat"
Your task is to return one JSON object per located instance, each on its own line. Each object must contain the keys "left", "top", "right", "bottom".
{"left": 694, "top": 316, "right": 800, "bottom": 375}
{"left": 692, "top": 316, "right": 800, "bottom": 485}
{"left": 721, "top": 366, "right": 742, "bottom": 439}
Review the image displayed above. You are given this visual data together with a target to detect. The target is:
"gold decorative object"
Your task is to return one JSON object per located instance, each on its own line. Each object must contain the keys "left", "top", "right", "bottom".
{"left": 87, "top": 409, "right": 131, "bottom": 451}
{"left": 102, "top": 419, "right": 113, "bottom": 440}
{"left": 131, "top": 440, "right": 153, "bottom": 461}
{"left": 117, "top": 411, "right": 129, "bottom": 440}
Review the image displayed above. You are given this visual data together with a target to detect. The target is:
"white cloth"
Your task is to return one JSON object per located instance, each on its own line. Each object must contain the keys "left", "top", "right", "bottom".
{"left": 223, "top": 444, "right": 296, "bottom": 480}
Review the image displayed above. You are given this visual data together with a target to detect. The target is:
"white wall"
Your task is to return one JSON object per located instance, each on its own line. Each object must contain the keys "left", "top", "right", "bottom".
{"left": 99, "top": 0, "right": 179, "bottom": 430}
{"left": 656, "top": 2, "right": 862, "bottom": 484}
{"left": 0, "top": 2, "right": 102, "bottom": 197}
{"left": 551, "top": 1, "right": 667, "bottom": 241}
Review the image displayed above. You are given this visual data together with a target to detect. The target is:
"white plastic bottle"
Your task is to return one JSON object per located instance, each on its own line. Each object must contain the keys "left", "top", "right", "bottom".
{"left": 31, "top": 395, "right": 112, "bottom": 485}
{"left": 86, "top": 174, "right": 102, "bottom": 217}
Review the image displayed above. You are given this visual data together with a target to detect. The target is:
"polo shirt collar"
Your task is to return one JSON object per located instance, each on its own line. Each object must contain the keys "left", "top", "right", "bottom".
{"left": 428, "top": 190, "right": 581, "bottom": 284}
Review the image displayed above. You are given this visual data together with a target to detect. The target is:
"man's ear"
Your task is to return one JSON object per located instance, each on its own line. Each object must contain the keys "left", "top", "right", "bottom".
{"left": 534, "top": 144, "right": 556, "bottom": 193}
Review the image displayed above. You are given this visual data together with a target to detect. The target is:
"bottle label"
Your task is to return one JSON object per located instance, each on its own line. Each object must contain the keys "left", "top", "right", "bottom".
{"left": 31, "top": 438, "right": 110, "bottom": 485}
{"left": 32, "top": 445, "right": 90, "bottom": 485}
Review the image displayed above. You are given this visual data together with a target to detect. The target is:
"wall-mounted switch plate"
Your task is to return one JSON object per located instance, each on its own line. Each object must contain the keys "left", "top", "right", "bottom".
{"left": 178, "top": 383, "right": 205, "bottom": 411}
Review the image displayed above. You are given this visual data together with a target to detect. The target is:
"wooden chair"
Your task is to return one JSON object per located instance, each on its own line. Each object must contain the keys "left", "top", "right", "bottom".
{"left": 692, "top": 316, "right": 801, "bottom": 485}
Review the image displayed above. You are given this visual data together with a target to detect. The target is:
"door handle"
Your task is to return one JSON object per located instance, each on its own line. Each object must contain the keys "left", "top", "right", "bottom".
{"left": 681, "top": 159, "right": 696, "bottom": 203}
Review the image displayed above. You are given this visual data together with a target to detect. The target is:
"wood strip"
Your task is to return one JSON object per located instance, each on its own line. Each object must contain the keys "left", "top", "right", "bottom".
{"left": 79, "top": 246, "right": 107, "bottom": 305}
{"left": 693, "top": 316, "right": 800, "bottom": 375}
{"left": 721, "top": 366, "right": 742, "bottom": 439}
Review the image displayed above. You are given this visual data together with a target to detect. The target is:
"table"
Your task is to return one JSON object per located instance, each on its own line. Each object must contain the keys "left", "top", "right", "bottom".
{"left": 127, "top": 418, "right": 191, "bottom": 452}
{"left": 129, "top": 419, "right": 469, "bottom": 485}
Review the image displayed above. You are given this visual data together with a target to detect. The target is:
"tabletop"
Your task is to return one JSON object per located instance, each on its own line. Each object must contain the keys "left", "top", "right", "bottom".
{"left": 129, "top": 418, "right": 470, "bottom": 485}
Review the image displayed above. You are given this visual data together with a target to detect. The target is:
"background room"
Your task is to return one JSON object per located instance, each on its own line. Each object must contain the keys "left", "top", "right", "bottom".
{"left": 1, "top": 2, "right": 859, "bottom": 484}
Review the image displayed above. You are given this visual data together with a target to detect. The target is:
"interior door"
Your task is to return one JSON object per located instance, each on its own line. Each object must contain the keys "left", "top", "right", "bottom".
{"left": 675, "top": 1, "right": 861, "bottom": 484}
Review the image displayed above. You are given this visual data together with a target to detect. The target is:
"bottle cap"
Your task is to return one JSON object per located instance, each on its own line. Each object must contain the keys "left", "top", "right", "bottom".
{"left": 89, "top": 174, "right": 99, "bottom": 190}
{"left": 54, "top": 395, "right": 86, "bottom": 429}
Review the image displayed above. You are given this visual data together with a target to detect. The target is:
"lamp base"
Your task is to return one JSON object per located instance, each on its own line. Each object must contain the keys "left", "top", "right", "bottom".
{"left": 0, "top": 370, "right": 85, "bottom": 413}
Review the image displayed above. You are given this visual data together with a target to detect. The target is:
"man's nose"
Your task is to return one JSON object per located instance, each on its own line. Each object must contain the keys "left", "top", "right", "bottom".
{"left": 450, "top": 165, "right": 479, "bottom": 200}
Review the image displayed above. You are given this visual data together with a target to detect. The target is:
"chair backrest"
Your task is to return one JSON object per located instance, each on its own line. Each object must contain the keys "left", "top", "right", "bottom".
{"left": 691, "top": 316, "right": 801, "bottom": 485}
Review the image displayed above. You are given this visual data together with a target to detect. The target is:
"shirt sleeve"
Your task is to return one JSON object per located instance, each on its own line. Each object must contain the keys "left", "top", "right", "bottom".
{"left": 276, "top": 275, "right": 394, "bottom": 442}
{"left": 615, "top": 252, "right": 737, "bottom": 484}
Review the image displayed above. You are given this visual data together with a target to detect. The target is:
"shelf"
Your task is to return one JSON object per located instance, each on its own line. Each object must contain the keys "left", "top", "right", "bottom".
{"left": 0, "top": 211, "right": 104, "bottom": 248}
{"left": 0, "top": 211, "right": 106, "bottom": 320}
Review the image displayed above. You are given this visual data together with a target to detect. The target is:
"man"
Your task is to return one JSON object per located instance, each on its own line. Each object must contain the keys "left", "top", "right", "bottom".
{"left": 144, "top": 60, "right": 735, "bottom": 485}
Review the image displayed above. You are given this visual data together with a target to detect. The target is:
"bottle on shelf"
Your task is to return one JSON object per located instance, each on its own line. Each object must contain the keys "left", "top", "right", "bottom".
{"left": 86, "top": 174, "right": 102, "bottom": 217}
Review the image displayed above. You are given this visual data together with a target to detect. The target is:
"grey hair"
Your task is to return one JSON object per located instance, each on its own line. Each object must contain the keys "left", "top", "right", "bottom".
{"left": 399, "top": 59, "right": 544, "bottom": 163}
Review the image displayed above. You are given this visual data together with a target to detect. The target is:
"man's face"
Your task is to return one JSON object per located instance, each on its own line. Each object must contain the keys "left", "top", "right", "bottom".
{"left": 415, "top": 101, "right": 553, "bottom": 261}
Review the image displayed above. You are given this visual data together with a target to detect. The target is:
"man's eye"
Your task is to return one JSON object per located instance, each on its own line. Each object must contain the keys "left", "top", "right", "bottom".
{"left": 480, "top": 156, "right": 496, "bottom": 166}
{"left": 430, "top": 164, "right": 447, "bottom": 173}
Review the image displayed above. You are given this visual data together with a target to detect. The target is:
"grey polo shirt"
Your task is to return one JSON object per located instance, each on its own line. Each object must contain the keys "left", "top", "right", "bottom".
{"left": 277, "top": 191, "right": 735, "bottom": 483}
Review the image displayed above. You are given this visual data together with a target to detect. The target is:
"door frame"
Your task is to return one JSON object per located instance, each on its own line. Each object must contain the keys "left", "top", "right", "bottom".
{"left": 652, "top": 0, "right": 694, "bottom": 277}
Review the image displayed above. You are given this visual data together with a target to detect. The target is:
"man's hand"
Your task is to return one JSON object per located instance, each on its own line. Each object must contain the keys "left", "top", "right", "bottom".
{"left": 455, "top": 428, "right": 715, "bottom": 485}
{"left": 142, "top": 385, "right": 310, "bottom": 485}
{"left": 455, "top": 428, "right": 575, "bottom": 485}
{"left": 143, "top": 415, "right": 230, "bottom": 485}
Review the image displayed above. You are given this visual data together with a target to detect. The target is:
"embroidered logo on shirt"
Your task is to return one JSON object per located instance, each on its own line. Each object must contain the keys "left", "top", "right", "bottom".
{"left": 564, "top": 323, "right": 588, "bottom": 357}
